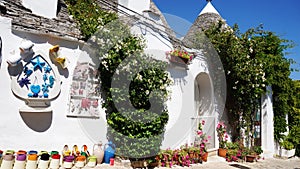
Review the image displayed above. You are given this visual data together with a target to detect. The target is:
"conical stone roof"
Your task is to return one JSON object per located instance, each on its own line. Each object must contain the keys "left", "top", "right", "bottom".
{"left": 183, "top": 1, "right": 224, "bottom": 48}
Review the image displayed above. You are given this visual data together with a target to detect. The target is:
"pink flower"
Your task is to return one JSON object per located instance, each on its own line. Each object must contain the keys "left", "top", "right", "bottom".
{"left": 225, "top": 133, "right": 228, "bottom": 138}
{"left": 197, "top": 131, "right": 203, "bottom": 136}
{"left": 208, "top": 135, "right": 211, "bottom": 140}
{"left": 201, "top": 120, "right": 205, "bottom": 125}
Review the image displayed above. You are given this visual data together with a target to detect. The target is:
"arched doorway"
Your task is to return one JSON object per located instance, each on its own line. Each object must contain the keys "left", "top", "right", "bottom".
{"left": 193, "top": 73, "right": 216, "bottom": 149}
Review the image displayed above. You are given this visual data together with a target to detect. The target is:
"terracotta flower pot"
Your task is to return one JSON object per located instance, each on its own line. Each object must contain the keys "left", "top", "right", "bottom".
{"left": 246, "top": 155, "right": 256, "bottom": 162}
{"left": 201, "top": 152, "right": 208, "bottom": 162}
{"left": 218, "top": 148, "right": 227, "bottom": 158}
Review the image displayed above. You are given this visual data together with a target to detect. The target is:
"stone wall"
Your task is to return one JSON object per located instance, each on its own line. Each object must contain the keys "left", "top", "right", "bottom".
{"left": 0, "top": 0, "right": 83, "bottom": 40}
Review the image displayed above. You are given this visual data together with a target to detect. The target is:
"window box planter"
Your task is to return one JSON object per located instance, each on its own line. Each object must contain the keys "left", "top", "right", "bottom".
{"left": 168, "top": 54, "right": 190, "bottom": 65}
{"left": 165, "top": 50, "right": 193, "bottom": 67}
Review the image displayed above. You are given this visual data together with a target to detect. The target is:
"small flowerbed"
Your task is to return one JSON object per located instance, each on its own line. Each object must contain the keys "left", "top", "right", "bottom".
{"left": 225, "top": 142, "right": 263, "bottom": 162}
{"left": 150, "top": 120, "right": 210, "bottom": 168}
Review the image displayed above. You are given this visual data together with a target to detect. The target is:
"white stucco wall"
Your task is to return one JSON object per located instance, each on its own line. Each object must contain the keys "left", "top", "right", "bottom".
{"left": 0, "top": 16, "right": 107, "bottom": 152}
{"left": 0, "top": 4, "right": 217, "bottom": 152}
{"left": 22, "top": 0, "right": 58, "bottom": 18}
{"left": 118, "top": 0, "right": 150, "bottom": 15}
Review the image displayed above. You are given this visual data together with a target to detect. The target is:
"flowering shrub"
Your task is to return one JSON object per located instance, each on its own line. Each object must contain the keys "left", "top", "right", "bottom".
{"left": 195, "top": 120, "right": 211, "bottom": 154}
{"left": 216, "top": 122, "right": 228, "bottom": 149}
{"left": 167, "top": 49, "right": 193, "bottom": 60}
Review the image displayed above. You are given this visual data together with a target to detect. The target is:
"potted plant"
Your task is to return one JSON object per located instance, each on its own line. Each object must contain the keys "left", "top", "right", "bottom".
{"left": 245, "top": 149, "right": 256, "bottom": 162}
{"left": 194, "top": 120, "right": 211, "bottom": 162}
{"left": 216, "top": 122, "right": 228, "bottom": 157}
{"left": 252, "top": 146, "right": 263, "bottom": 160}
{"left": 157, "top": 149, "right": 173, "bottom": 167}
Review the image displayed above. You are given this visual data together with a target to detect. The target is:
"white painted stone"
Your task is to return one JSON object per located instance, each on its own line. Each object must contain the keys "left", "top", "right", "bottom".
{"left": 22, "top": 0, "right": 58, "bottom": 18}
{"left": 118, "top": 0, "right": 150, "bottom": 15}
{"left": 199, "top": 1, "right": 220, "bottom": 16}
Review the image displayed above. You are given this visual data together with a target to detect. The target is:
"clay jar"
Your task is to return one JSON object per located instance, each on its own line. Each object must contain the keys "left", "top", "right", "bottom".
{"left": 93, "top": 142, "right": 104, "bottom": 164}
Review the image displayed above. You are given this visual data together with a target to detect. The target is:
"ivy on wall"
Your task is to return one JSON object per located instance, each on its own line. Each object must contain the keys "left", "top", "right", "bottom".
{"left": 202, "top": 22, "right": 296, "bottom": 147}
{"left": 64, "top": 0, "right": 172, "bottom": 158}
{"left": 65, "top": 0, "right": 117, "bottom": 39}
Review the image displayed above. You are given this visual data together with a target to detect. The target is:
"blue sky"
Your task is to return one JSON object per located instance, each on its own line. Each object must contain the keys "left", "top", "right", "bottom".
{"left": 152, "top": 0, "right": 300, "bottom": 80}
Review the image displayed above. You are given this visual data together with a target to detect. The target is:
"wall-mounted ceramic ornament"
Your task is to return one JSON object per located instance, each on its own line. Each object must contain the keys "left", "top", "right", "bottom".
{"left": 11, "top": 51, "right": 61, "bottom": 112}
{"left": 7, "top": 50, "right": 22, "bottom": 66}
{"left": 49, "top": 45, "right": 69, "bottom": 69}
{"left": 19, "top": 40, "right": 34, "bottom": 60}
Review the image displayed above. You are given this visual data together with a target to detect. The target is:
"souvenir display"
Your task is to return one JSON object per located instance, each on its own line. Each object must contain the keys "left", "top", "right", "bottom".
{"left": 67, "top": 62, "right": 101, "bottom": 118}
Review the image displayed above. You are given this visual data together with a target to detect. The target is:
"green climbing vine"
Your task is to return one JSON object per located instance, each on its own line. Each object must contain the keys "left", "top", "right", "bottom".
{"left": 64, "top": 0, "right": 172, "bottom": 158}
{"left": 202, "top": 21, "right": 296, "bottom": 147}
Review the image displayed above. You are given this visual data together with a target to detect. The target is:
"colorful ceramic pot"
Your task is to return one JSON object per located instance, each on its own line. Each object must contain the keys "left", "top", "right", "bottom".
{"left": 40, "top": 153, "right": 50, "bottom": 161}
{"left": 1, "top": 160, "right": 14, "bottom": 169}
{"left": 51, "top": 154, "right": 61, "bottom": 160}
{"left": 5, "top": 150, "right": 15, "bottom": 154}
{"left": 27, "top": 154, "right": 38, "bottom": 161}
{"left": 13, "top": 160, "right": 26, "bottom": 169}
{"left": 88, "top": 156, "right": 97, "bottom": 163}
{"left": 28, "top": 150, "right": 38, "bottom": 155}
{"left": 16, "top": 154, "right": 27, "bottom": 161}
{"left": 51, "top": 151, "right": 59, "bottom": 156}
{"left": 25, "top": 160, "right": 37, "bottom": 169}
{"left": 75, "top": 155, "right": 86, "bottom": 162}
{"left": 63, "top": 161, "right": 73, "bottom": 168}
{"left": 64, "top": 155, "right": 74, "bottom": 162}
{"left": 3, "top": 154, "right": 14, "bottom": 161}
{"left": 49, "top": 159, "right": 60, "bottom": 169}
{"left": 37, "top": 159, "right": 50, "bottom": 169}
{"left": 17, "top": 150, "right": 27, "bottom": 155}
{"left": 75, "top": 161, "right": 85, "bottom": 168}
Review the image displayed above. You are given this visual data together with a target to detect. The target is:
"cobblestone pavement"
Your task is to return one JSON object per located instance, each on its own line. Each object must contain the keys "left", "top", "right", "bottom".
{"left": 157, "top": 156, "right": 300, "bottom": 169}
{"left": 101, "top": 156, "right": 300, "bottom": 169}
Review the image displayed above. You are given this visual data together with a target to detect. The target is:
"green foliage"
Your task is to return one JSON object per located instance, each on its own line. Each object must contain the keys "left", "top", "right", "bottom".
{"left": 252, "top": 146, "right": 263, "bottom": 155}
{"left": 203, "top": 21, "right": 296, "bottom": 144}
{"left": 280, "top": 139, "right": 294, "bottom": 150}
{"left": 64, "top": 0, "right": 171, "bottom": 158}
{"left": 64, "top": 0, "right": 117, "bottom": 39}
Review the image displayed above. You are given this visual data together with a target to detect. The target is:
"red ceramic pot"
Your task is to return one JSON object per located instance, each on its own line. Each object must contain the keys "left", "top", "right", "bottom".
{"left": 52, "top": 154, "right": 61, "bottom": 159}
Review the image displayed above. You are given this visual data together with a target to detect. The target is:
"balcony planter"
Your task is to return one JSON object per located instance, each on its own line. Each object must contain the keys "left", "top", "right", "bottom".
{"left": 166, "top": 49, "right": 193, "bottom": 67}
